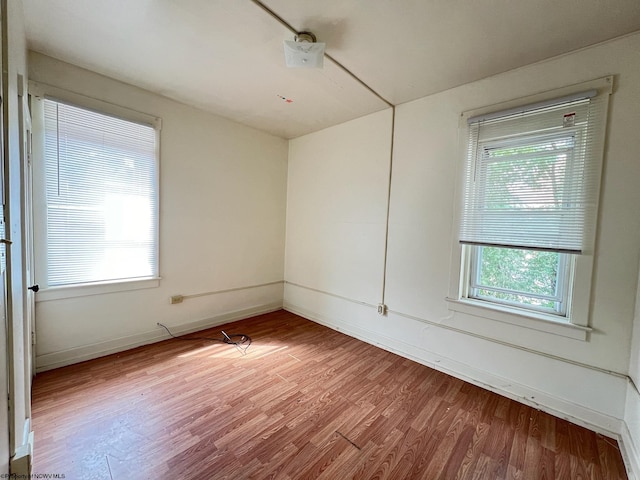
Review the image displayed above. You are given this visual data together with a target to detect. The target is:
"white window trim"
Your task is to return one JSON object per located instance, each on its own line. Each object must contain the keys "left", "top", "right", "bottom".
{"left": 445, "top": 297, "right": 591, "bottom": 341}
{"left": 36, "top": 278, "right": 161, "bottom": 303}
{"left": 29, "top": 81, "right": 162, "bottom": 300}
{"left": 29, "top": 81, "right": 162, "bottom": 129}
{"left": 447, "top": 76, "right": 613, "bottom": 341}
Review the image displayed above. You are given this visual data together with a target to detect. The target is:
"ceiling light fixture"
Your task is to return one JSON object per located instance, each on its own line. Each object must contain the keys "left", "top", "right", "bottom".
{"left": 283, "top": 32, "right": 325, "bottom": 68}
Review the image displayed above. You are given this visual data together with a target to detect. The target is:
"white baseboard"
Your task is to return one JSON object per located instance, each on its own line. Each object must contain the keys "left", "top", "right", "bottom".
{"left": 620, "top": 420, "right": 639, "bottom": 480}
{"left": 284, "top": 301, "right": 624, "bottom": 439}
{"left": 10, "top": 428, "right": 33, "bottom": 477}
{"left": 35, "top": 302, "right": 282, "bottom": 372}
{"left": 622, "top": 380, "right": 640, "bottom": 480}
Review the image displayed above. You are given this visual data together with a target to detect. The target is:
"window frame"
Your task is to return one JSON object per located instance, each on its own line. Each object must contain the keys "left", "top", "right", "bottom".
{"left": 467, "top": 246, "right": 572, "bottom": 316}
{"left": 447, "top": 76, "right": 613, "bottom": 341}
{"left": 29, "top": 81, "right": 162, "bottom": 301}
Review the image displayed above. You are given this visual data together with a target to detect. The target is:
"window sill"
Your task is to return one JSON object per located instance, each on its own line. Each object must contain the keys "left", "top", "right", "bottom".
{"left": 445, "top": 297, "right": 591, "bottom": 341}
{"left": 35, "top": 277, "right": 161, "bottom": 302}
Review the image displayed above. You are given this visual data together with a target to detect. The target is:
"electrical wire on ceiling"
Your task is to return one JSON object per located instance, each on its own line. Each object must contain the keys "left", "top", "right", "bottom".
{"left": 249, "top": 0, "right": 398, "bottom": 309}
{"left": 249, "top": 0, "right": 392, "bottom": 108}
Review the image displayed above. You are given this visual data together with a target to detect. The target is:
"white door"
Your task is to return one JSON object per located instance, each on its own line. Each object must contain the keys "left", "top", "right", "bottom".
{"left": 18, "top": 77, "right": 35, "bottom": 382}
{"left": 0, "top": 8, "right": 11, "bottom": 473}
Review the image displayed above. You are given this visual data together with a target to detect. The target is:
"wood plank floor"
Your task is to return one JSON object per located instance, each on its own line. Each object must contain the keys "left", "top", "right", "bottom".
{"left": 31, "top": 310, "right": 627, "bottom": 479}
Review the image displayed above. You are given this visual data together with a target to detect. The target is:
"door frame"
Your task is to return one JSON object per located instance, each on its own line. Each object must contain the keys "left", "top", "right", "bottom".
{"left": 18, "top": 75, "right": 34, "bottom": 382}
{"left": 0, "top": 1, "right": 11, "bottom": 474}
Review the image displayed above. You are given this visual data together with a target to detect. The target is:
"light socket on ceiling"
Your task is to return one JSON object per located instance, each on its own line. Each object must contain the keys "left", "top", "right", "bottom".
{"left": 284, "top": 32, "right": 325, "bottom": 68}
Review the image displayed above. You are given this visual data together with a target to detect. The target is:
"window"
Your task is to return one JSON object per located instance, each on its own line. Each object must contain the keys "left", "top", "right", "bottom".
{"left": 464, "top": 128, "right": 580, "bottom": 316}
{"left": 40, "top": 98, "right": 159, "bottom": 288}
{"left": 456, "top": 78, "right": 611, "bottom": 324}
{"left": 468, "top": 246, "right": 571, "bottom": 316}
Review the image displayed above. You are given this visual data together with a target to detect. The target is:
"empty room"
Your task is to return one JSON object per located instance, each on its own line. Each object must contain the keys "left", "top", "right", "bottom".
{"left": 2, "top": 0, "right": 640, "bottom": 478}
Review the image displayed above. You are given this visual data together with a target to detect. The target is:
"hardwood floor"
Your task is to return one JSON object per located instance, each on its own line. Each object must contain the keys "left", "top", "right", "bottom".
{"left": 31, "top": 310, "right": 627, "bottom": 479}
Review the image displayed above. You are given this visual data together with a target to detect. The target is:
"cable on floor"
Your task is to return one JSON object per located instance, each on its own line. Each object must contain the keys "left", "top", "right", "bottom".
{"left": 157, "top": 322, "right": 252, "bottom": 355}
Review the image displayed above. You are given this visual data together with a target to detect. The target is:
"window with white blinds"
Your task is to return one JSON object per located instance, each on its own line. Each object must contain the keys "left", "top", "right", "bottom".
{"left": 450, "top": 79, "right": 612, "bottom": 326}
{"left": 459, "top": 89, "right": 609, "bottom": 254}
{"left": 43, "top": 99, "right": 159, "bottom": 287}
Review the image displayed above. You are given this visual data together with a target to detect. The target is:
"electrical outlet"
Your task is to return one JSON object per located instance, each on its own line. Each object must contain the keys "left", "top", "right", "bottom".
{"left": 170, "top": 295, "right": 184, "bottom": 304}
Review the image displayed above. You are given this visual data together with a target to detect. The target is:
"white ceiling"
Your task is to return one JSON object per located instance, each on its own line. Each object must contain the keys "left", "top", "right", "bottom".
{"left": 23, "top": 0, "right": 640, "bottom": 139}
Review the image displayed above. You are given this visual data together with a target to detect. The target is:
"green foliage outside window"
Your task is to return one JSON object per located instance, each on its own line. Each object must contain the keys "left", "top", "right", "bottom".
{"left": 476, "top": 246, "right": 560, "bottom": 310}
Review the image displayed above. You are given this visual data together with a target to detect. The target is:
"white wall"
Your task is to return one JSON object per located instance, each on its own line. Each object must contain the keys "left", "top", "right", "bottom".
{"left": 284, "top": 30, "right": 640, "bottom": 462}
{"left": 29, "top": 53, "right": 288, "bottom": 371}
{"left": 285, "top": 109, "right": 392, "bottom": 304}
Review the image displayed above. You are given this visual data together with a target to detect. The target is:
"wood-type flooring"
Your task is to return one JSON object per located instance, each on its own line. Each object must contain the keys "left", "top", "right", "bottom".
{"left": 31, "top": 310, "right": 628, "bottom": 479}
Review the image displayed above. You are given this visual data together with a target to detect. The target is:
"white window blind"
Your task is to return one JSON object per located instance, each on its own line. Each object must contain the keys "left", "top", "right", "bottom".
{"left": 459, "top": 90, "right": 609, "bottom": 254}
{"left": 43, "top": 99, "right": 159, "bottom": 286}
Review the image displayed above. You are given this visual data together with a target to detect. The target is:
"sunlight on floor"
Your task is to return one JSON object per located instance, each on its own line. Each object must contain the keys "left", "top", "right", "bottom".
{"left": 176, "top": 343, "right": 289, "bottom": 360}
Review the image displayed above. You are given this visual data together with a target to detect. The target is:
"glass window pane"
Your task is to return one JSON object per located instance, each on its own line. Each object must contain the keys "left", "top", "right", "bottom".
{"left": 43, "top": 99, "right": 158, "bottom": 286}
{"left": 470, "top": 246, "right": 566, "bottom": 313}
{"left": 474, "top": 289, "right": 557, "bottom": 310}
{"left": 477, "top": 246, "right": 560, "bottom": 297}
